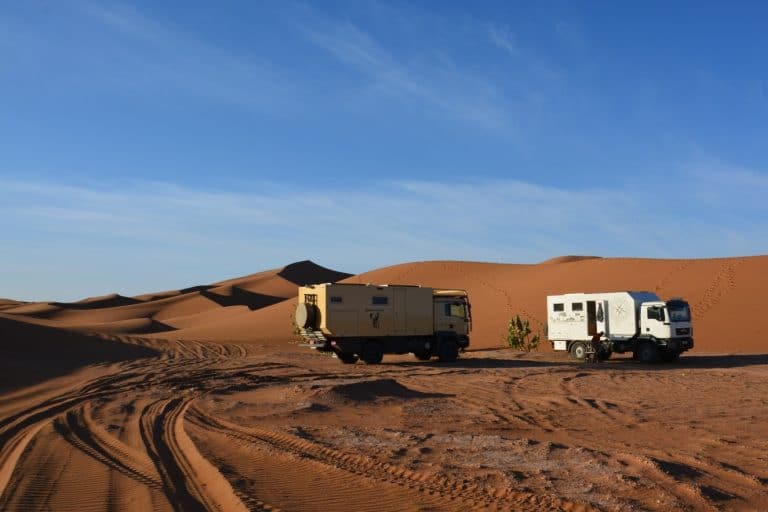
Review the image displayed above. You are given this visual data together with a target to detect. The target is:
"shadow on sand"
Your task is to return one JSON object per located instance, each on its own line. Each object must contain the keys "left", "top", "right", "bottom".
{"left": 386, "top": 353, "right": 768, "bottom": 371}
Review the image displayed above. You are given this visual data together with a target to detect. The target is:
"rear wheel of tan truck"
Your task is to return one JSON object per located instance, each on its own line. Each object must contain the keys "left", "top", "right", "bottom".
{"left": 336, "top": 352, "right": 359, "bottom": 364}
{"left": 413, "top": 350, "right": 432, "bottom": 361}
{"left": 361, "top": 343, "right": 384, "bottom": 364}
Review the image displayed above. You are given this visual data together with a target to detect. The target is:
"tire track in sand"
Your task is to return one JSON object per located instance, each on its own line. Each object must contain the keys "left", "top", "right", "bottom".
{"left": 139, "top": 398, "right": 251, "bottom": 512}
{"left": 55, "top": 402, "right": 162, "bottom": 489}
{"left": 187, "top": 405, "right": 593, "bottom": 512}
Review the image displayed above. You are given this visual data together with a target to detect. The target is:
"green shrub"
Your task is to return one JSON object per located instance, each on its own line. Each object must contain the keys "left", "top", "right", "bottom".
{"left": 505, "top": 314, "right": 540, "bottom": 352}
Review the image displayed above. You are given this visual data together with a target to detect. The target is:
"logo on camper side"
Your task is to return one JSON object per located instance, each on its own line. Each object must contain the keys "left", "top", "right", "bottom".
{"left": 370, "top": 312, "right": 380, "bottom": 329}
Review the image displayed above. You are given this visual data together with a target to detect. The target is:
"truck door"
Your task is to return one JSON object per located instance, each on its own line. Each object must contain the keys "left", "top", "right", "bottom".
{"left": 586, "top": 301, "right": 597, "bottom": 335}
{"left": 434, "top": 299, "right": 454, "bottom": 332}
{"left": 642, "top": 305, "right": 669, "bottom": 339}
{"left": 595, "top": 300, "right": 607, "bottom": 335}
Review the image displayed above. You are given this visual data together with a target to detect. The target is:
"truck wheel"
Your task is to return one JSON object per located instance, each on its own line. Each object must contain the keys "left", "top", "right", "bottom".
{"left": 413, "top": 351, "right": 432, "bottom": 361}
{"left": 337, "top": 352, "right": 359, "bottom": 364}
{"left": 437, "top": 340, "right": 459, "bottom": 362}
{"left": 597, "top": 348, "right": 612, "bottom": 361}
{"left": 661, "top": 351, "right": 680, "bottom": 363}
{"left": 569, "top": 342, "right": 586, "bottom": 360}
{"left": 361, "top": 343, "right": 384, "bottom": 365}
{"left": 636, "top": 342, "right": 659, "bottom": 363}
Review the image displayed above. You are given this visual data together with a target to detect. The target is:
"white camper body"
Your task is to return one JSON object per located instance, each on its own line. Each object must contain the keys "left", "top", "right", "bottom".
{"left": 547, "top": 291, "right": 694, "bottom": 362}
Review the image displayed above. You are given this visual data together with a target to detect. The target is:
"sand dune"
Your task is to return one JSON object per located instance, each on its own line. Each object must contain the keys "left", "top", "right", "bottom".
{"left": 539, "top": 255, "right": 602, "bottom": 264}
{"left": 2, "top": 256, "right": 768, "bottom": 511}
{"left": 4, "top": 256, "right": 766, "bottom": 353}
{"left": 0, "top": 313, "right": 158, "bottom": 392}
{"left": 2, "top": 260, "right": 349, "bottom": 339}
{"left": 346, "top": 256, "right": 768, "bottom": 353}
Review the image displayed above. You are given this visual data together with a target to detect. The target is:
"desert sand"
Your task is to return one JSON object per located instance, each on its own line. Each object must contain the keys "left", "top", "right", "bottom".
{"left": 1, "top": 257, "right": 767, "bottom": 511}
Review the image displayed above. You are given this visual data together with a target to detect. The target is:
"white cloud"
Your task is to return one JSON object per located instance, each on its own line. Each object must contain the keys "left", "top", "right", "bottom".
{"left": 489, "top": 26, "right": 520, "bottom": 57}
{"left": 0, "top": 169, "right": 765, "bottom": 300}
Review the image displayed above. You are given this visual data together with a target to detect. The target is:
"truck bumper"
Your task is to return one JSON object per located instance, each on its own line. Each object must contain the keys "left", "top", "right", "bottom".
{"left": 665, "top": 337, "right": 694, "bottom": 352}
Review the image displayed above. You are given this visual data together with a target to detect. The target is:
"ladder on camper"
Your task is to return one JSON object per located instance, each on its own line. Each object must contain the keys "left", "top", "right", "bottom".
{"left": 299, "top": 329, "right": 328, "bottom": 348}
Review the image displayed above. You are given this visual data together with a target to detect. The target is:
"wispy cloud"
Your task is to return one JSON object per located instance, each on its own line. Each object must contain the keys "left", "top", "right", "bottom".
{"left": 303, "top": 18, "right": 509, "bottom": 129}
{"left": 2, "top": 165, "right": 765, "bottom": 299}
{"left": 488, "top": 25, "right": 520, "bottom": 57}
{"left": 75, "top": 2, "right": 292, "bottom": 111}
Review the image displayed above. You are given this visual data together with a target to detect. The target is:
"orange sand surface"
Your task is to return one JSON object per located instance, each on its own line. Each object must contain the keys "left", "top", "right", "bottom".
{"left": 1, "top": 256, "right": 767, "bottom": 511}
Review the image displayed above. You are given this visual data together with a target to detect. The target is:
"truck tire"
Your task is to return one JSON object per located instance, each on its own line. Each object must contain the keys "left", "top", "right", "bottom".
{"left": 636, "top": 342, "right": 659, "bottom": 363}
{"left": 361, "top": 343, "right": 384, "bottom": 365}
{"left": 597, "top": 348, "right": 612, "bottom": 361}
{"left": 337, "top": 352, "right": 359, "bottom": 364}
{"left": 569, "top": 341, "right": 586, "bottom": 360}
{"left": 437, "top": 340, "right": 459, "bottom": 362}
{"left": 661, "top": 351, "right": 680, "bottom": 363}
{"left": 413, "top": 350, "right": 432, "bottom": 361}
{"left": 295, "top": 303, "right": 317, "bottom": 329}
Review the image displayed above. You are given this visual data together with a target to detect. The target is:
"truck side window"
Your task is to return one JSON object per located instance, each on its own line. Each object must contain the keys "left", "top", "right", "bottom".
{"left": 372, "top": 296, "right": 388, "bottom": 305}
{"left": 553, "top": 303, "right": 564, "bottom": 312}
{"left": 445, "top": 303, "right": 465, "bottom": 318}
{"left": 571, "top": 302, "right": 583, "bottom": 312}
{"left": 647, "top": 307, "right": 665, "bottom": 321}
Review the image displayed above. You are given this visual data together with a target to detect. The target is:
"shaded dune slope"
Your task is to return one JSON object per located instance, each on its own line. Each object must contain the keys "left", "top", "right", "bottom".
{"left": 0, "top": 314, "right": 159, "bottom": 392}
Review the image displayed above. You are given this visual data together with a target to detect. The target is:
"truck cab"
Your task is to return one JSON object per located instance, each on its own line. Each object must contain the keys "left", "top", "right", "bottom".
{"left": 433, "top": 291, "right": 472, "bottom": 342}
{"left": 639, "top": 299, "right": 693, "bottom": 356}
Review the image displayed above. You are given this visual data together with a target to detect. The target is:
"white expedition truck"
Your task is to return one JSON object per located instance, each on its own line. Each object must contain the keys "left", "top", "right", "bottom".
{"left": 547, "top": 291, "right": 694, "bottom": 363}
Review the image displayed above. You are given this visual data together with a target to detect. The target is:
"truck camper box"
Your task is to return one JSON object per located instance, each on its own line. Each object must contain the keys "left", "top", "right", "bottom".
{"left": 296, "top": 283, "right": 471, "bottom": 365}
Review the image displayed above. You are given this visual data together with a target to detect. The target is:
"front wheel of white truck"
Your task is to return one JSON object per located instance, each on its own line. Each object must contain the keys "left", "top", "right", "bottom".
{"left": 635, "top": 342, "right": 659, "bottom": 363}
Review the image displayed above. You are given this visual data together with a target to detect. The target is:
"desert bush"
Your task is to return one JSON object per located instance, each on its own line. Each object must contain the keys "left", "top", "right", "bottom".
{"left": 506, "top": 314, "right": 540, "bottom": 352}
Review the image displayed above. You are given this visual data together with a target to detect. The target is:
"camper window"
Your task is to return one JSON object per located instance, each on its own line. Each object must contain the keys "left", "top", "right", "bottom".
{"left": 330, "top": 296, "right": 343, "bottom": 304}
{"left": 571, "top": 302, "right": 583, "bottom": 312}
{"left": 553, "top": 303, "right": 564, "bottom": 312}
{"left": 372, "top": 296, "right": 388, "bottom": 305}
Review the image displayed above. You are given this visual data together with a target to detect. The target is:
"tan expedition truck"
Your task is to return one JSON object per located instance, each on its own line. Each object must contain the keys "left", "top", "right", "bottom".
{"left": 295, "top": 283, "right": 471, "bottom": 364}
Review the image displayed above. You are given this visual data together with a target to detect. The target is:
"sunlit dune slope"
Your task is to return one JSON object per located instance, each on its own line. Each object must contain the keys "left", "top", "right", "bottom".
{"left": 4, "top": 256, "right": 766, "bottom": 353}
{"left": 345, "top": 256, "right": 767, "bottom": 353}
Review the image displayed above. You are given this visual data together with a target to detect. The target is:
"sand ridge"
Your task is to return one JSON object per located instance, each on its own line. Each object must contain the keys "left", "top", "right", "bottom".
{"left": 4, "top": 256, "right": 768, "bottom": 351}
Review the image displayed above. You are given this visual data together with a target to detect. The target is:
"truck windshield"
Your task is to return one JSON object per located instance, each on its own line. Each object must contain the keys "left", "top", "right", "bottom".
{"left": 667, "top": 302, "right": 691, "bottom": 322}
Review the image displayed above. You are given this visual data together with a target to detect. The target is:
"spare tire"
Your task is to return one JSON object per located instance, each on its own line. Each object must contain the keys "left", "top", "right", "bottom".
{"left": 295, "top": 303, "right": 317, "bottom": 329}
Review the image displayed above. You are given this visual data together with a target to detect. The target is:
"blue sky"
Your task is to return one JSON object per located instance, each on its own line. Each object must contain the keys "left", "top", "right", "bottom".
{"left": 1, "top": 1, "right": 767, "bottom": 301}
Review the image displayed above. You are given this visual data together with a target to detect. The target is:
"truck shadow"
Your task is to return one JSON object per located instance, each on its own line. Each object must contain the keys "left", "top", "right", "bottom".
{"left": 389, "top": 358, "right": 575, "bottom": 370}
{"left": 604, "top": 353, "right": 768, "bottom": 370}
{"left": 386, "top": 354, "right": 768, "bottom": 371}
